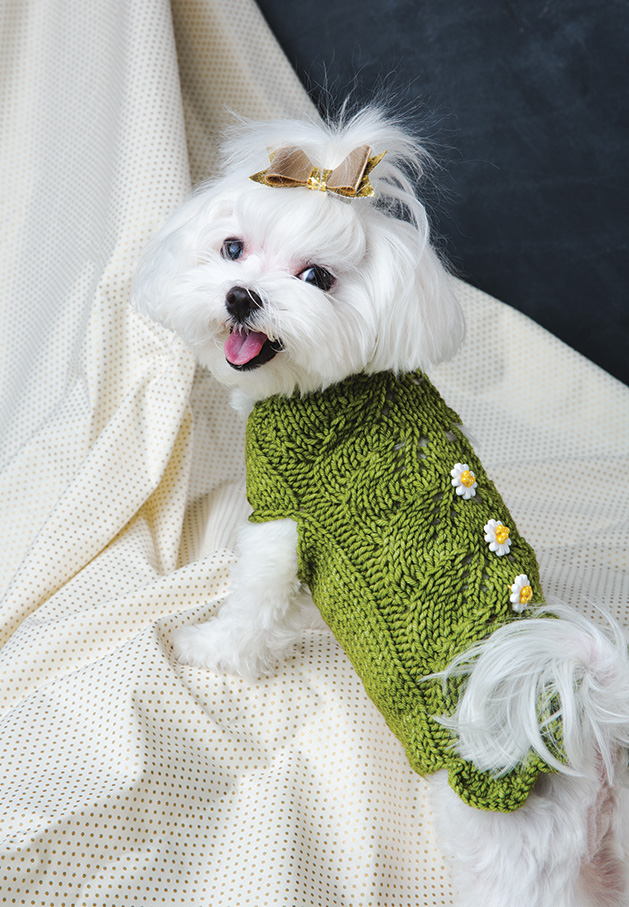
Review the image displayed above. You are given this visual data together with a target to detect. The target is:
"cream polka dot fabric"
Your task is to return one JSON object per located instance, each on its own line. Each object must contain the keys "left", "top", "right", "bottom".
{"left": 1, "top": 2, "right": 627, "bottom": 905}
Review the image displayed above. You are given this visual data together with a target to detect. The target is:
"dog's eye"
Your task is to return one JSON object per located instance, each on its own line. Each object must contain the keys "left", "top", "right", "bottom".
{"left": 221, "top": 238, "right": 244, "bottom": 261}
{"left": 297, "top": 266, "right": 335, "bottom": 291}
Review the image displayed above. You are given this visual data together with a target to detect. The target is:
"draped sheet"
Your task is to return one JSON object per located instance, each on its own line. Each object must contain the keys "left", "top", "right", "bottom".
{"left": 1, "top": 2, "right": 627, "bottom": 904}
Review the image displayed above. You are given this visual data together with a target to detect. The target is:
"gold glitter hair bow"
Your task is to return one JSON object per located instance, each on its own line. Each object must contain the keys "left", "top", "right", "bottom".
{"left": 250, "top": 144, "right": 387, "bottom": 198}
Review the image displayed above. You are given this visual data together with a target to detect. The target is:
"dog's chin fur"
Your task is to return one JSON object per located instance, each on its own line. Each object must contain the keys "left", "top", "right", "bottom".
{"left": 134, "top": 106, "right": 629, "bottom": 906}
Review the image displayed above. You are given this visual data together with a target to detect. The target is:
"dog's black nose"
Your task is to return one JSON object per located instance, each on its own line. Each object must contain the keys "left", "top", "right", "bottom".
{"left": 225, "top": 286, "right": 263, "bottom": 323}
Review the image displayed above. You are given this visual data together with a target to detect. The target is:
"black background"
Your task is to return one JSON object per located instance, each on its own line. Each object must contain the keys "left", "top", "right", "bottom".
{"left": 256, "top": 0, "right": 628, "bottom": 385}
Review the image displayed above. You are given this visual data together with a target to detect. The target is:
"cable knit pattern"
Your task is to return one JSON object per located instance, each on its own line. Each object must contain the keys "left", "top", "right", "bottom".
{"left": 246, "top": 370, "right": 548, "bottom": 811}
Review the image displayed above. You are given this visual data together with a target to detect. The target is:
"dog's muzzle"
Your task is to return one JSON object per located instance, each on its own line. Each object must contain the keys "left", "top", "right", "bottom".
{"left": 225, "top": 285, "right": 263, "bottom": 323}
{"left": 224, "top": 286, "right": 282, "bottom": 370}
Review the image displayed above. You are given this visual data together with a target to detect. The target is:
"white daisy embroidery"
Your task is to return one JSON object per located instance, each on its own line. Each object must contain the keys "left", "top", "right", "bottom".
{"left": 484, "top": 519, "right": 512, "bottom": 556}
{"left": 510, "top": 574, "right": 533, "bottom": 612}
{"left": 451, "top": 463, "right": 477, "bottom": 499}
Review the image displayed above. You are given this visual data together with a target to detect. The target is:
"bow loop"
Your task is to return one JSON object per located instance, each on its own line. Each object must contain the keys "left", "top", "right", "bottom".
{"left": 250, "top": 145, "right": 386, "bottom": 198}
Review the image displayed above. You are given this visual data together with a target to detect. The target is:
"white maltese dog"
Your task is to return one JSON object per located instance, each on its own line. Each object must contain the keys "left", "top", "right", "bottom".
{"left": 135, "top": 107, "right": 629, "bottom": 906}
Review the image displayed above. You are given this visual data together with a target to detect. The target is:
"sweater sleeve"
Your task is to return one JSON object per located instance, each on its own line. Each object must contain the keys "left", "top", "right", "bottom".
{"left": 245, "top": 406, "right": 300, "bottom": 524}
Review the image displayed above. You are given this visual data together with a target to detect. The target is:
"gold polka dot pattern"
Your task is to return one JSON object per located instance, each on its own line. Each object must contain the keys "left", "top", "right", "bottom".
{"left": 1, "top": 1, "right": 627, "bottom": 905}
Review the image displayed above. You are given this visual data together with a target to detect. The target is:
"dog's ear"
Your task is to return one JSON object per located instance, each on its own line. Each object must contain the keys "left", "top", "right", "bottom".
{"left": 367, "top": 213, "right": 465, "bottom": 374}
{"left": 319, "top": 106, "right": 465, "bottom": 373}
{"left": 133, "top": 186, "right": 234, "bottom": 328}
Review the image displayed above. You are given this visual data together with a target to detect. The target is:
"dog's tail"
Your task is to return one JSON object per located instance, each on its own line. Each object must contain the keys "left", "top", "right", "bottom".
{"left": 437, "top": 603, "right": 629, "bottom": 779}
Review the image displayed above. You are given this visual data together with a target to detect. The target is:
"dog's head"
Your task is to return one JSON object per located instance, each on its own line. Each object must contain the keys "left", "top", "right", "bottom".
{"left": 134, "top": 107, "right": 464, "bottom": 400}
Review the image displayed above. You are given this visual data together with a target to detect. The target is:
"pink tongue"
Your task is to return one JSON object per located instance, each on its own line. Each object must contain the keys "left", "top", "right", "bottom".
{"left": 224, "top": 329, "right": 268, "bottom": 365}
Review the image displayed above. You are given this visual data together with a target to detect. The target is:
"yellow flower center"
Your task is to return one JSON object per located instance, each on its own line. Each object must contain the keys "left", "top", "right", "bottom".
{"left": 519, "top": 585, "right": 533, "bottom": 605}
{"left": 460, "top": 470, "right": 475, "bottom": 488}
{"left": 494, "top": 525, "right": 510, "bottom": 545}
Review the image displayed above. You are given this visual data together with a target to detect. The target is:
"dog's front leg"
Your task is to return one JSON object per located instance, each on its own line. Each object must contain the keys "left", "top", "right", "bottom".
{"left": 172, "top": 518, "right": 317, "bottom": 679}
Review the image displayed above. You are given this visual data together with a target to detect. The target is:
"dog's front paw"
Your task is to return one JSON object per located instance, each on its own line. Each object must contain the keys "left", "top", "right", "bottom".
{"left": 171, "top": 619, "right": 275, "bottom": 680}
{"left": 172, "top": 622, "right": 221, "bottom": 670}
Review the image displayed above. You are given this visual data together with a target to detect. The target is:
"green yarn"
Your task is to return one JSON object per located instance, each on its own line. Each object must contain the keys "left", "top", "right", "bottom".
{"left": 246, "top": 370, "right": 548, "bottom": 812}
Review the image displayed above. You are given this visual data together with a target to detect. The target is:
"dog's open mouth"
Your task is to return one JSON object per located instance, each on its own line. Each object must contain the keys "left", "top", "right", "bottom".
{"left": 224, "top": 328, "right": 283, "bottom": 371}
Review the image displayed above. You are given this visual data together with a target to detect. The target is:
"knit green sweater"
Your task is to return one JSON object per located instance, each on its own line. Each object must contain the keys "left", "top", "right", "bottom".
{"left": 246, "top": 370, "right": 548, "bottom": 811}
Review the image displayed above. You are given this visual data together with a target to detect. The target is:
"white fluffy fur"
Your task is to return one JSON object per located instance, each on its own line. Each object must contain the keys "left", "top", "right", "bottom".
{"left": 436, "top": 604, "right": 629, "bottom": 780}
{"left": 135, "top": 106, "right": 629, "bottom": 906}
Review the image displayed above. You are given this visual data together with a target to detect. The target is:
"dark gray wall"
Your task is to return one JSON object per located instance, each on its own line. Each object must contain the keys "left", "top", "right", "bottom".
{"left": 256, "top": 0, "right": 629, "bottom": 385}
